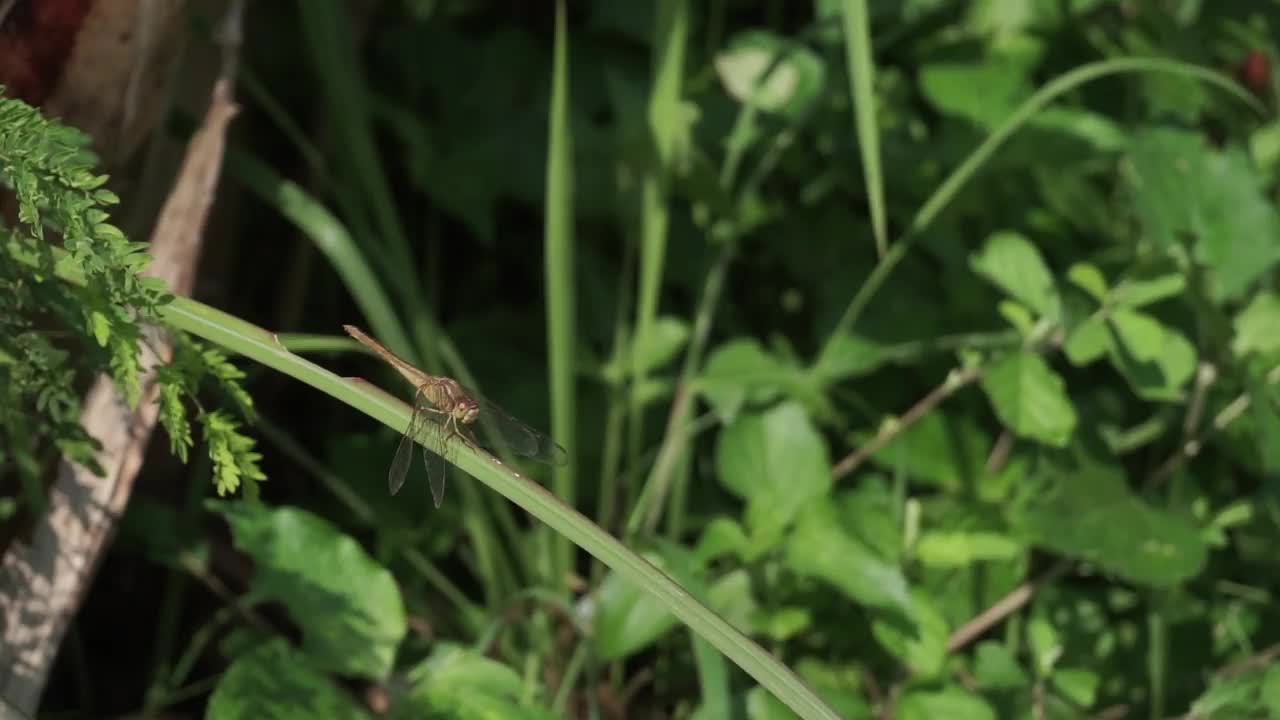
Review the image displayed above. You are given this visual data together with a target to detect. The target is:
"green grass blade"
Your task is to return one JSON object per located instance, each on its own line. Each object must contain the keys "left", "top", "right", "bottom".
{"left": 226, "top": 149, "right": 413, "bottom": 358}
{"left": 544, "top": 0, "right": 578, "bottom": 585}
{"left": 840, "top": 0, "right": 887, "bottom": 258}
{"left": 632, "top": 0, "right": 689, "bottom": 464}
{"left": 158, "top": 296, "right": 841, "bottom": 720}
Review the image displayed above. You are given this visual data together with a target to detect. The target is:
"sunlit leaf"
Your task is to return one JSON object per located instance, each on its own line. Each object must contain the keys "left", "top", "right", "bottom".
{"left": 211, "top": 503, "right": 406, "bottom": 679}
{"left": 717, "top": 402, "right": 832, "bottom": 549}
{"left": 206, "top": 640, "right": 367, "bottom": 720}
{"left": 390, "top": 643, "right": 558, "bottom": 720}
{"left": 1011, "top": 450, "right": 1206, "bottom": 586}
{"left": 698, "top": 339, "right": 793, "bottom": 421}
{"left": 898, "top": 685, "right": 996, "bottom": 720}
{"left": 785, "top": 498, "right": 911, "bottom": 615}
{"left": 980, "top": 351, "right": 1077, "bottom": 447}
{"left": 1125, "top": 127, "right": 1280, "bottom": 300}
{"left": 1233, "top": 292, "right": 1280, "bottom": 357}
{"left": 714, "top": 30, "right": 826, "bottom": 117}
{"left": 970, "top": 231, "right": 1060, "bottom": 318}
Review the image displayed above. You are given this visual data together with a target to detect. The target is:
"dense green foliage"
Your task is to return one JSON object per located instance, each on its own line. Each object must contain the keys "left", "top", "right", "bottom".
{"left": 7, "top": 1, "right": 1280, "bottom": 718}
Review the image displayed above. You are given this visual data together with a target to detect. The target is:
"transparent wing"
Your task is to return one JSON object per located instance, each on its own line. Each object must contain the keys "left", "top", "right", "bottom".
{"left": 388, "top": 390, "right": 429, "bottom": 496}
{"left": 423, "top": 440, "right": 448, "bottom": 508}
{"left": 464, "top": 388, "right": 568, "bottom": 465}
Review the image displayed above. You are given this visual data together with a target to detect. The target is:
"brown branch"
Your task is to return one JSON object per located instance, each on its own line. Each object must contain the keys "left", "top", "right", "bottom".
{"left": 946, "top": 562, "right": 1069, "bottom": 654}
{"left": 0, "top": 24, "right": 240, "bottom": 711}
{"left": 833, "top": 366, "right": 982, "bottom": 480}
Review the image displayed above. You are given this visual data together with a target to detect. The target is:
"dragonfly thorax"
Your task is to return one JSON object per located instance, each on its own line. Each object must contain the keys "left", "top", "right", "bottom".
{"left": 423, "top": 378, "right": 480, "bottom": 426}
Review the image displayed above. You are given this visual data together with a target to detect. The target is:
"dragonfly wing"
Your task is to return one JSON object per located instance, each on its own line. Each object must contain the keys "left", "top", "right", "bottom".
{"left": 470, "top": 393, "right": 568, "bottom": 466}
{"left": 388, "top": 391, "right": 429, "bottom": 496}
{"left": 423, "top": 441, "right": 447, "bottom": 508}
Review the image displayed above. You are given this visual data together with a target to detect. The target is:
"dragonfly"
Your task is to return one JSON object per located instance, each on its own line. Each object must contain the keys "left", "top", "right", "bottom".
{"left": 344, "top": 325, "right": 568, "bottom": 508}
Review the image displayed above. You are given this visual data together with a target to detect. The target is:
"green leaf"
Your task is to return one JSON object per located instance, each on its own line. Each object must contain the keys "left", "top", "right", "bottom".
{"left": 1064, "top": 316, "right": 1108, "bottom": 366}
{"left": 1011, "top": 450, "right": 1206, "bottom": 586}
{"left": 1261, "top": 663, "right": 1280, "bottom": 717}
{"left": 980, "top": 351, "right": 1077, "bottom": 447}
{"left": 870, "top": 590, "right": 949, "bottom": 678}
{"left": 1233, "top": 292, "right": 1280, "bottom": 357}
{"left": 694, "top": 517, "right": 749, "bottom": 564}
{"left": 811, "top": 332, "right": 887, "bottom": 383}
{"left": 89, "top": 310, "right": 111, "bottom": 347}
{"left": 206, "top": 640, "right": 368, "bottom": 720}
{"left": 785, "top": 498, "right": 911, "bottom": 615}
{"left": 633, "top": 315, "right": 690, "bottom": 374}
{"left": 1105, "top": 309, "right": 1197, "bottom": 402}
{"left": 1027, "top": 615, "right": 1062, "bottom": 676}
{"left": 898, "top": 686, "right": 997, "bottom": 720}
{"left": 1052, "top": 668, "right": 1099, "bottom": 708}
{"left": 868, "top": 412, "right": 991, "bottom": 492}
{"left": 970, "top": 231, "right": 1060, "bottom": 318}
{"left": 1125, "top": 127, "right": 1280, "bottom": 300}
{"left": 1067, "top": 262, "right": 1108, "bottom": 301}
{"left": 914, "top": 531, "right": 1023, "bottom": 568}
{"left": 390, "top": 644, "right": 557, "bottom": 720}
{"left": 716, "top": 402, "right": 831, "bottom": 548}
{"left": 1111, "top": 273, "right": 1186, "bottom": 309}
{"left": 919, "top": 38, "right": 1041, "bottom": 128}
{"left": 592, "top": 551, "right": 684, "bottom": 661}
{"left": 714, "top": 31, "right": 826, "bottom": 117}
{"left": 211, "top": 503, "right": 406, "bottom": 679}
{"left": 973, "top": 642, "right": 1029, "bottom": 689}
{"left": 698, "top": 339, "right": 793, "bottom": 421}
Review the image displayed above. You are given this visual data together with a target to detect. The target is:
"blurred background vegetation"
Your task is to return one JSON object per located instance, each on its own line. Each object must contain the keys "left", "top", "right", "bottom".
{"left": 5, "top": 0, "right": 1280, "bottom": 718}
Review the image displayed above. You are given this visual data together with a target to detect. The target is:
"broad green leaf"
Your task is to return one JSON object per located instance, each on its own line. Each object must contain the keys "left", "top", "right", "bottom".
{"left": 1233, "top": 292, "right": 1280, "bottom": 357}
{"left": 1067, "top": 262, "right": 1108, "bottom": 300}
{"left": 1261, "top": 663, "right": 1280, "bottom": 716}
{"left": 1064, "top": 315, "right": 1109, "bottom": 366}
{"left": 716, "top": 402, "right": 831, "bottom": 547}
{"left": 1111, "top": 273, "right": 1186, "bottom": 309}
{"left": 1246, "top": 368, "right": 1280, "bottom": 474}
{"left": 694, "top": 516, "right": 749, "bottom": 564}
{"left": 1011, "top": 450, "right": 1206, "bottom": 586}
{"left": 1105, "top": 309, "right": 1196, "bottom": 401}
{"left": 634, "top": 315, "right": 690, "bottom": 374}
{"left": 868, "top": 412, "right": 991, "bottom": 492}
{"left": 206, "top": 640, "right": 367, "bottom": 720}
{"left": 211, "top": 503, "right": 406, "bottom": 679}
{"left": 811, "top": 332, "right": 887, "bottom": 383}
{"left": 698, "top": 339, "right": 793, "bottom": 421}
{"left": 970, "top": 231, "right": 1059, "bottom": 318}
{"left": 919, "top": 38, "right": 1041, "bottom": 128}
{"left": 870, "top": 590, "right": 948, "bottom": 678}
{"left": 1189, "top": 671, "right": 1265, "bottom": 719}
{"left": 973, "top": 642, "right": 1028, "bottom": 689}
{"left": 914, "top": 531, "right": 1023, "bottom": 568}
{"left": 980, "top": 351, "right": 1077, "bottom": 447}
{"left": 1027, "top": 615, "right": 1062, "bottom": 675}
{"left": 89, "top": 310, "right": 111, "bottom": 347}
{"left": 837, "top": 480, "right": 902, "bottom": 561}
{"left": 592, "top": 551, "right": 686, "bottom": 661}
{"left": 785, "top": 498, "right": 911, "bottom": 615}
{"left": 390, "top": 643, "right": 557, "bottom": 720}
{"left": 1053, "top": 668, "right": 1099, "bottom": 708}
{"left": 898, "top": 685, "right": 996, "bottom": 720}
{"left": 1125, "top": 127, "right": 1280, "bottom": 300}
{"left": 714, "top": 31, "right": 826, "bottom": 117}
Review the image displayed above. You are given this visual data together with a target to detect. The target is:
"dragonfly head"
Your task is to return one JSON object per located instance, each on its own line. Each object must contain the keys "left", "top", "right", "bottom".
{"left": 454, "top": 398, "right": 480, "bottom": 425}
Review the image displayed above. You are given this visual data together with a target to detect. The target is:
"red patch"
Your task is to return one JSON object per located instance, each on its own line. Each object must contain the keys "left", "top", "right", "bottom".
{"left": 0, "top": 0, "right": 94, "bottom": 105}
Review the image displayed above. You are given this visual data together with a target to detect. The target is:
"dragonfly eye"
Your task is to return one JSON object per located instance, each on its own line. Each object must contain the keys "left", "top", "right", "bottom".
{"left": 458, "top": 401, "right": 480, "bottom": 424}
